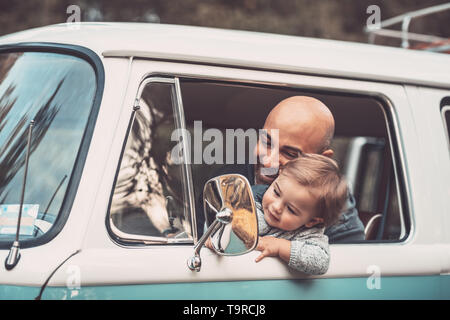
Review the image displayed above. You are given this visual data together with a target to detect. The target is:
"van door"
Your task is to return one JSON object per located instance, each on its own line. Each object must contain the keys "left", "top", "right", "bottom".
{"left": 403, "top": 85, "right": 450, "bottom": 283}
{"left": 41, "top": 58, "right": 445, "bottom": 299}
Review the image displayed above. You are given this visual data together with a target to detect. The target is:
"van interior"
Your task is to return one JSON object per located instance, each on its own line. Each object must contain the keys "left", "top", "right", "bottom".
{"left": 179, "top": 79, "right": 409, "bottom": 242}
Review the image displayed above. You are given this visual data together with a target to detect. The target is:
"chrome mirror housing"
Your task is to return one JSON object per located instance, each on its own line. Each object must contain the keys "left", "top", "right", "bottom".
{"left": 187, "top": 174, "right": 258, "bottom": 272}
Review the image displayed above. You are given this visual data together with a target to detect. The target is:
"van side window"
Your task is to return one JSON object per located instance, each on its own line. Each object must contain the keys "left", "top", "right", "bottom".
{"left": 179, "top": 79, "right": 409, "bottom": 243}
{"left": 108, "top": 81, "right": 193, "bottom": 244}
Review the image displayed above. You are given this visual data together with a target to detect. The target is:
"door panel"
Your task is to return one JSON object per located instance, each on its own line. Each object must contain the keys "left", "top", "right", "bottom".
{"left": 42, "top": 59, "right": 445, "bottom": 299}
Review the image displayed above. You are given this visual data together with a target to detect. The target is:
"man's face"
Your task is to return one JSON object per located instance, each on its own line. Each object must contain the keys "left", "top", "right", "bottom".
{"left": 253, "top": 107, "right": 330, "bottom": 185}
{"left": 253, "top": 129, "right": 301, "bottom": 184}
{"left": 252, "top": 96, "right": 335, "bottom": 185}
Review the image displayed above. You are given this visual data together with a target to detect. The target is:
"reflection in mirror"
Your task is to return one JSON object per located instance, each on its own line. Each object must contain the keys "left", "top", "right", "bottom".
{"left": 206, "top": 174, "right": 258, "bottom": 255}
{"left": 203, "top": 179, "right": 223, "bottom": 226}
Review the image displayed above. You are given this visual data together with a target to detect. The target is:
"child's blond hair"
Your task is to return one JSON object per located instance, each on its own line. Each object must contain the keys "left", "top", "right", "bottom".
{"left": 280, "top": 154, "right": 348, "bottom": 227}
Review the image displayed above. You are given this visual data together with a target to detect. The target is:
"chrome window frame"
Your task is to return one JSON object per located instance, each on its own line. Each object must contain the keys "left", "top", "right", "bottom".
{"left": 441, "top": 105, "right": 450, "bottom": 151}
{"left": 167, "top": 75, "right": 411, "bottom": 244}
{"left": 106, "top": 77, "right": 196, "bottom": 245}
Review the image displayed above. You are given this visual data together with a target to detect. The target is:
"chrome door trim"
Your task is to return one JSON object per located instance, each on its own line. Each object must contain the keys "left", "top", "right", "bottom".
{"left": 441, "top": 105, "right": 450, "bottom": 150}
{"left": 174, "top": 77, "right": 198, "bottom": 242}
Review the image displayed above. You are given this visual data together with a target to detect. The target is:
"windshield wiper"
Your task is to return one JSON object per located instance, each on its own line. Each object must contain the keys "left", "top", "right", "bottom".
{"left": 5, "top": 120, "right": 34, "bottom": 271}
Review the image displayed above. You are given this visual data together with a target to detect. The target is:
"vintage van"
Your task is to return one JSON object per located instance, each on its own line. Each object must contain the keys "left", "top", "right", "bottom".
{"left": 0, "top": 22, "right": 449, "bottom": 300}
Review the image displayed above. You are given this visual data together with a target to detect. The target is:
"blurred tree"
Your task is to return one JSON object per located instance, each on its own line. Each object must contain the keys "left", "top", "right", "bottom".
{"left": 0, "top": 0, "right": 449, "bottom": 47}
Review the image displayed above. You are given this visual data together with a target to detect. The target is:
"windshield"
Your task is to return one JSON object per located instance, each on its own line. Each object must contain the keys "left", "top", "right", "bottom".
{"left": 0, "top": 51, "right": 96, "bottom": 242}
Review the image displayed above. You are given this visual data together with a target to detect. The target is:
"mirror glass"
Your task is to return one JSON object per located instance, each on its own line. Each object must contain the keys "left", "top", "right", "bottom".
{"left": 203, "top": 174, "right": 258, "bottom": 255}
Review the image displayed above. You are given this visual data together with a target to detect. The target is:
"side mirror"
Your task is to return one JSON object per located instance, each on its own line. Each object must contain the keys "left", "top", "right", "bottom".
{"left": 187, "top": 174, "right": 258, "bottom": 272}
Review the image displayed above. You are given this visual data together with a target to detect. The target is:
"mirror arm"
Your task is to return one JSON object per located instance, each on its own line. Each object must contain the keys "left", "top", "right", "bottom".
{"left": 196, "top": 220, "right": 219, "bottom": 255}
{"left": 187, "top": 220, "right": 219, "bottom": 272}
{"left": 187, "top": 208, "right": 232, "bottom": 272}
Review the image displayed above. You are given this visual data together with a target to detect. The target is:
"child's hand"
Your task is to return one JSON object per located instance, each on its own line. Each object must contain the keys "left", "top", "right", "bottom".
{"left": 255, "top": 236, "right": 282, "bottom": 262}
{"left": 255, "top": 236, "right": 291, "bottom": 263}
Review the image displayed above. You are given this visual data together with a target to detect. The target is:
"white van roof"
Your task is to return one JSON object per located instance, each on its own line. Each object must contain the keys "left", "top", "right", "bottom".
{"left": 1, "top": 22, "right": 449, "bottom": 89}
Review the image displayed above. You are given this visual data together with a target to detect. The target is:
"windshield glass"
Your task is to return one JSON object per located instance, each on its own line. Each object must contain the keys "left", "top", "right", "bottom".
{"left": 0, "top": 51, "right": 96, "bottom": 242}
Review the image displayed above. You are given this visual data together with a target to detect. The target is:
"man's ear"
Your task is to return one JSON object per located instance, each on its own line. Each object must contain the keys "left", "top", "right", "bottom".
{"left": 321, "top": 149, "right": 334, "bottom": 158}
{"left": 305, "top": 217, "right": 324, "bottom": 228}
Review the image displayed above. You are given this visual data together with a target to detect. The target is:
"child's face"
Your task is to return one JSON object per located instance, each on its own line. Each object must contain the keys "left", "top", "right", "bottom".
{"left": 261, "top": 174, "right": 323, "bottom": 231}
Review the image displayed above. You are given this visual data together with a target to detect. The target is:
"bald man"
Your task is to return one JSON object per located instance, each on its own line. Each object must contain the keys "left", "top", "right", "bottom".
{"left": 197, "top": 96, "right": 365, "bottom": 243}
{"left": 250, "top": 96, "right": 365, "bottom": 243}
{"left": 254, "top": 96, "right": 335, "bottom": 185}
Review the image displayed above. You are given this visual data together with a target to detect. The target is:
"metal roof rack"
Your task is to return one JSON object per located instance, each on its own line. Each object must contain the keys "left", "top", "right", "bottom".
{"left": 364, "top": 3, "right": 450, "bottom": 53}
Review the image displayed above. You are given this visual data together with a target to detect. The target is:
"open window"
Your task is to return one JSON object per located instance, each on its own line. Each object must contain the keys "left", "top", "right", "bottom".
{"left": 107, "top": 76, "right": 410, "bottom": 245}
{"left": 178, "top": 79, "right": 410, "bottom": 243}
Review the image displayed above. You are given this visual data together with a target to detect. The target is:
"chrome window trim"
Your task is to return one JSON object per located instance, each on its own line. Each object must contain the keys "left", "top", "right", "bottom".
{"left": 107, "top": 76, "right": 195, "bottom": 245}
{"left": 109, "top": 221, "right": 192, "bottom": 244}
{"left": 132, "top": 77, "right": 176, "bottom": 108}
{"left": 378, "top": 97, "right": 408, "bottom": 240}
{"left": 174, "top": 77, "right": 198, "bottom": 242}
{"left": 441, "top": 105, "right": 450, "bottom": 150}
